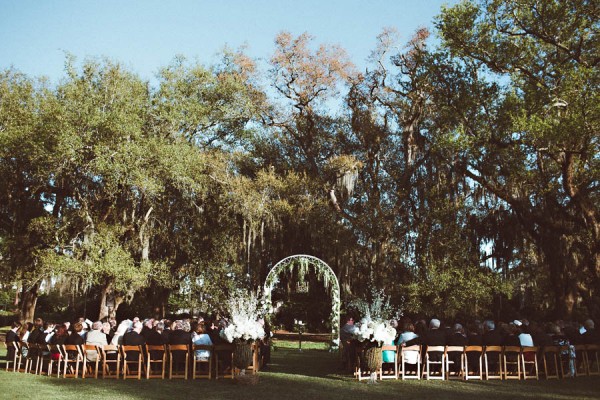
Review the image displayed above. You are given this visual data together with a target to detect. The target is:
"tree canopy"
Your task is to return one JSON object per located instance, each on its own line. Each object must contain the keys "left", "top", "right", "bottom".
{"left": 0, "top": 0, "right": 597, "bottom": 323}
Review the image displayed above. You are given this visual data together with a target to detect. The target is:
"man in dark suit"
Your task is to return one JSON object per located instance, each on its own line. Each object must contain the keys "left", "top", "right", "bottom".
{"left": 423, "top": 319, "right": 447, "bottom": 346}
{"left": 482, "top": 320, "right": 503, "bottom": 374}
{"left": 122, "top": 321, "right": 146, "bottom": 372}
{"left": 582, "top": 319, "right": 599, "bottom": 345}
{"left": 482, "top": 320, "right": 503, "bottom": 346}
{"left": 27, "top": 318, "right": 44, "bottom": 344}
{"left": 423, "top": 318, "right": 446, "bottom": 372}
{"left": 447, "top": 323, "right": 467, "bottom": 373}
{"left": 169, "top": 320, "right": 191, "bottom": 373}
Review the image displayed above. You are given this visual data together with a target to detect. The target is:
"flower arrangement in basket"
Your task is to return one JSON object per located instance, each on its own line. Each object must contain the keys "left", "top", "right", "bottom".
{"left": 220, "top": 289, "right": 265, "bottom": 375}
{"left": 349, "top": 289, "right": 398, "bottom": 383}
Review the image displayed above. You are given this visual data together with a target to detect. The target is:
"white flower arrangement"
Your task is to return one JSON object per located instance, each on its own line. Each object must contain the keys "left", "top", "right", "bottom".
{"left": 353, "top": 317, "right": 397, "bottom": 345}
{"left": 220, "top": 289, "right": 266, "bottom": 343}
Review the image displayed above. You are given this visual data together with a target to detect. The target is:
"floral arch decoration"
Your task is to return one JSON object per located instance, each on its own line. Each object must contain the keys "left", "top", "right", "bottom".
{"left": 263, "top": 254, "right": 341, "bottom": 348}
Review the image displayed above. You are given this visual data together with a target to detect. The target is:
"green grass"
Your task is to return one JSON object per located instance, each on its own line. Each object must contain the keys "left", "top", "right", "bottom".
{"left": 0, "top": 342, "right": 599, "bottom": 400}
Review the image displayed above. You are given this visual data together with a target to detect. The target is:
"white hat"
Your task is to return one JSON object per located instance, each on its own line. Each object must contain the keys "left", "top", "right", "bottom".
{"left": 513, "top": 320, "right": 522, "bottom": 326}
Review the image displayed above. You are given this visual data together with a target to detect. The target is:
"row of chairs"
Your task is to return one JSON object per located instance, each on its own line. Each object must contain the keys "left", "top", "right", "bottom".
{"left": 4, "top": 341, "right": 262, "bottom": 380}
{"left": 354, "top": 344, "right": 600, "bottom": 381}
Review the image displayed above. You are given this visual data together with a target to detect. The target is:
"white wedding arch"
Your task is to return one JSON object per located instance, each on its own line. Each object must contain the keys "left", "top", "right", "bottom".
{"left": 263, "top": 254, "right": 341, "bottom": 347}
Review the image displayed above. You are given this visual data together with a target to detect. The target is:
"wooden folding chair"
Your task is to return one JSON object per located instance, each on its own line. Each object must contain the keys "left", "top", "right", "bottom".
{"left": 400, "top": 345, "right": 421, "bottom": 380}
{"left": 192, "top": 345, "right": 213, "bottom": 379}
{"left": 82, "top": 344, "right": 100, "bottom": 379}
{"left": 146, "top": 344, "right": 166, "bottom": 379}
{"left": 574, "top": 345, "right": 589, "bottom": 376}
{"left": 63, "top": 344, "right": 84, "bottom": 378}
{"left": 120, "top": 345, "right": 144, "bottom": 380}
{"left": 558, "top": 345, "right": 573, "bottom": 378}
{"left": 48, "top": 344, "right": 66, "bottom": 378}
{"left": 586, "top": 345, "right": 600, "bottom": 376}
{"left": 26, "top": 342, "right": 42, "bottom": 375}
{"left": 422, "top": 346, "right": 446, "bottom": 380}
{"left": 521, "top": 346, "right": 539, "bottom": 380}
{"left": 36, "top": 344, "right": 52, "bottom": 376}
{"left": 214, "top": 344, "right": 235, "bottom": 379}
{"left": 464, "top": 346, "right": 483, "bottom": 380}
{"left": 18, "top": 341, "right": 33, "bottom": 373}
{"left": 380, "top": 344, "right": 398, "bottom": 380}
{"left": 246, "top": 342, "right": 260, "bottom": 374}
{"left": 445, "top": 346, "right": 465, "bottom": 380}
{"left": 168, "top": 344, "right": 189, "bottom": 379}
{"left": 100, "top": 344, "right": 120, "bottom": 379}
{"left": 63, "top": 344, "right": 83, "bottom": 378}
{"left": 4, "top": 341, "right": 21, "bottom": 372}
{"left": 541, "top": 346, "right": 560, "bottom": 379}
{"left": 483, "top": 345, "right": 503, "bottom": 380}
{"left": 502, "top": 346, "right": 522, "bottom": 380}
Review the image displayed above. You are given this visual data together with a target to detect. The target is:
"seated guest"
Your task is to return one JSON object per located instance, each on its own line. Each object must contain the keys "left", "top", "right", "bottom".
{"left": 397, "top": 322, "right": 419, "bottom": 370}
{"left": 16, "top": 322, "right": 32, "bottom": 358}
{"left": 482, "top": 320, "right": 503, "bottom": 346}
{"left": 169, "top": 320, "right": 192, "bottom": 345}
{"left": 110, "top": 320, "right": 132, "bottom": 346}
{"left": 123, "top": 321, "right": 146, "bottom": 346}
{"left": 169, "top": 320, "right": 191, "bottom": 373}
{"left": 424, "top": 319, "right": 446, "bottom": 346}
{"left": 101, "top": 322, "right": 113, "bottom": 343}
{"left": 503, "top": 323, "right": 521, "bottom": 346}
{"left": 192, "top": 321, "right": 213, "bottom": 360}
{"left": 397, "top": 321, "right": 419, "bottom": 345}
{"left": 447, "top": 323, "right": 467, "bottom": 373}
{"left": 147, "top": 321, "right": 169, "bottom": 346}
{"left": 382, "top": 319, "right": 398, "bottom": 372}
{"left": 517, "top": 320, "right": 534, "bottom": 347}
{"left": 19, "top": 322, "right": 33, "bottom": 343}
{"left": 447, "top": 323, "right": 468, "bottom": 346}
{"left": 465, "top": 321, "right": 483, "bottom": 373}
{"left": 50, "top": 325, "right": 69, "bottom": 360}
{"left": 482, "top": 320, "right": 502, "bottom": 373}
{"left": 42, "top": 322, "right": 56, "bottom": 344}
{"left": 414, "top": 319, "right": 428, "bottom": 339}
{"left": 5, "top": 322, "right": 21, "bottom": 362}
{"left": 581, "top": 319, "right": 599, "bottom": 345}
{"left": 141, "top": 319, "right": 154, "bottom": 340}
{"left": 86, "top": 321, "right": 108, "bottom": 362}
{"left": 530, "top": 321, "right": 552, "bottom": 347}
{"left": 27, "top": 318, "right": 44, "bottom": 344}
{"left": 423, "top": 319, "right": 446, "bottom": 369}
{"left": 122, "top": 321, "right": 146, "bottom": 371}
{"left": 66, "top": 322, "right": 85, "bottom": 345}
{"left": 467, "top": 321, "right": 483, "bottom": 346}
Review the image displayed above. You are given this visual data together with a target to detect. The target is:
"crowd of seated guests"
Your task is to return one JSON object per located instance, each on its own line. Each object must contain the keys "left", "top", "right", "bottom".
{"left": 341, "top": 314, "right": 600, "bottom": 376}
{"left": 363, "top": 316, "right": 600, "bottom": 348}
{"left": 4, "top": 314, "right": 272, "bottom": 370}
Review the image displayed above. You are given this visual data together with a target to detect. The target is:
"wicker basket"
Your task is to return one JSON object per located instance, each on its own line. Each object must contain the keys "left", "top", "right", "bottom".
{"left": 360, "top": 343, "right": 382, "bottom": 373}
{"left": 233, "top": 341, "right": 253, "bottom": 370}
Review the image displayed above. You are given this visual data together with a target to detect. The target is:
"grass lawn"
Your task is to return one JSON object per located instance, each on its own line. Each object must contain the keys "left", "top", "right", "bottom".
{"left": 0, "top": 341, "right": 599, "bottom": 400}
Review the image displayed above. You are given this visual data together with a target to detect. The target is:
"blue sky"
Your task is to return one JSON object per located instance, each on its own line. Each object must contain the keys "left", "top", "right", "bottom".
{"left": 1, "top": 0, "right": 456, "bottom": 84}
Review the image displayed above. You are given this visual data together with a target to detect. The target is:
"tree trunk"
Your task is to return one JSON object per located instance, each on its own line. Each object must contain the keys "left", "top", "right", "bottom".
{"left": 540, "top": 232, "right": 578, "bottom": 320}
{"left": 97, "top": 282, "right": 125, "bottom": 320}
{"left": 20, "top": 283, "right": 39, "bottom": 323}
{"left": 148, "top": 286, "right": 170, "bottom": 319}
